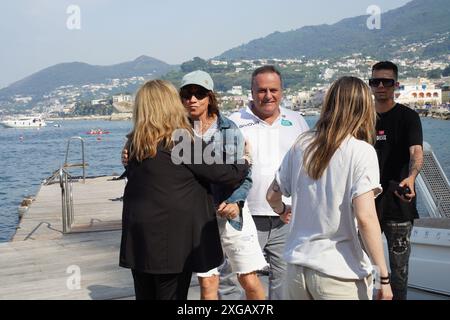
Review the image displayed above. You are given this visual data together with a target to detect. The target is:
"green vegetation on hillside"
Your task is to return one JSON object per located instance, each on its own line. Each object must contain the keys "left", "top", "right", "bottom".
{"left": 73, "top": 101, "right": 114, "bottom": 116}
{"left": 219, "top": 0, "right": 450, "bottom": 61}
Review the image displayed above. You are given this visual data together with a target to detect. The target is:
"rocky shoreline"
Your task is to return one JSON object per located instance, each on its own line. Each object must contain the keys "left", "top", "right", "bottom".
{"left": 48, "top": 113, "right": 132, "bottom": 121}
{"left": 46, "top": 109, "right": 450, "bottom": 122}
{"left": 416, "top": 108, "right": 450, "bottom": 120}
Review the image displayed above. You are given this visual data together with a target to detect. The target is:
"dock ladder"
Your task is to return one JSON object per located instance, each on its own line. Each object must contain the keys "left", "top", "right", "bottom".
{"left": 63, "top": 136, "right": 88, "bottom": 183}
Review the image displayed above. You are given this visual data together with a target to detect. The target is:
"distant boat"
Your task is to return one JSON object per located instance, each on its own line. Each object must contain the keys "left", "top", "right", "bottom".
{"left": 303, "top": 110, "right": 320, "bottom": 116}
{"left": 0, "top": 116, "right": 46, "bottom": 128}
{"left": 86, "top": 129, "right": 110, "bottom": 135}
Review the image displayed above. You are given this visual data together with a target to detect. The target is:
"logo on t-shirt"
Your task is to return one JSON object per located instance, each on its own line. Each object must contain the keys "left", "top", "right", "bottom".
{"left": 238, "top": 120, "right": 260, "bottom": 129}
{"left": 377, "top": 130, "right": 387, "bottom": 141}
{"left": 281, "top": 119, "right": 293, "bottom": 127}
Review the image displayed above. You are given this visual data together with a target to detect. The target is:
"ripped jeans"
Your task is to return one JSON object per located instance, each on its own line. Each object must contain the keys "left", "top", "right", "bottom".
{"left": 381, "top": 220, "right": 413, "bottom": 300}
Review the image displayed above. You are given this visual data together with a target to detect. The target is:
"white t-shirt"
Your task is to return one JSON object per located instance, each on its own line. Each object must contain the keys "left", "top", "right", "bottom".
{"left": 276, "top": 134, "right": 382, "bottom": 279}
{"left": 229, "top": 106, "right": 309, "bottom": 216}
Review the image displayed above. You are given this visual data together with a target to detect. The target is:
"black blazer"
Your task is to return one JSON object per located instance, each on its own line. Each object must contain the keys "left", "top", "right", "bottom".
{"left": 119, "top": 142, "right": 249, "bottom": 274}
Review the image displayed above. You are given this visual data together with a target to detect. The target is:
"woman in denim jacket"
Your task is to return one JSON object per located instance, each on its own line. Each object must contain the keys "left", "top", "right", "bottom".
{"left": 180, "top": 70, "right": 267, "bottom": 300}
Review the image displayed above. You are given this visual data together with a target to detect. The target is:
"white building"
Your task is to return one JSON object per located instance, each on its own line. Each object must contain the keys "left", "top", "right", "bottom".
{"left": 113, "top": 94, "right": 133, "bottom": 103}
{"left": 91, "top": 99, "right": 108, "bottom": 105}
{"left": 322, "top": 68, "right": 337, "bottom": 80}
{"left": 14, "top": 96, "right": 33, "bottom": 104}
{"left": 228, "top": 86, "right": 243, "bottom": 95}
{"left": 210, "top": 60, "right": 228, "bottom": 66}
{"left": 396, "top": 78, "right": 442, "bottom": 106}
{"left": 296, "top": 91, "right": 314, "bottom": 105}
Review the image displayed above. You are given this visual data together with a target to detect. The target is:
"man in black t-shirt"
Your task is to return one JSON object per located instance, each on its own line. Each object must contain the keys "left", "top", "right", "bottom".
{"left": 370, "top": 61, "right": 424, "bottom": 300}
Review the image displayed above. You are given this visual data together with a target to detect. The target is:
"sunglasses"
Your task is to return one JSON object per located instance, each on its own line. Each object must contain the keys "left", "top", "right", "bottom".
{"left": 369, "top": 78, "right": 396, "bottom": 88}
{"left": 180, "top": 88, "right": 209, "bottom": 100}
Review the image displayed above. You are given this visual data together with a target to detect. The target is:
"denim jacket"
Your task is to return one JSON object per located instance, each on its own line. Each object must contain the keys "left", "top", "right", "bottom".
{"left": 209, "top": 113, "right": 252, "bottom": 206}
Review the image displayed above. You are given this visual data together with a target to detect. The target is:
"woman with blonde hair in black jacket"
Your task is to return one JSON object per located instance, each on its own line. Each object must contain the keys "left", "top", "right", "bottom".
{"left": 119, "top": 79, "right": 250, "bottom": 300}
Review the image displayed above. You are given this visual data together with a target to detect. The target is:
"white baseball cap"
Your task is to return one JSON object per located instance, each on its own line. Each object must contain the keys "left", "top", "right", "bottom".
{"left": 180, "top": 70, "right": 214, "bottom": 91}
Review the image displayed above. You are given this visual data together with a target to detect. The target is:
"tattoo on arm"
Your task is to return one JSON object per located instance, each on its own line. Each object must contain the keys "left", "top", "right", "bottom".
{"left": 410, "top": 158, "right": 423, "bottom": 178}
{"left": 409, "top": 148, "right": 424, "bottom": 178}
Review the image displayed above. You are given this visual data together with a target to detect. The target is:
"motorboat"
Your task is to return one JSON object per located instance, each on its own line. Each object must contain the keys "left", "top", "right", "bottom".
{"left": 86, "top": 129, "right": 110, "bottom": 135}
{"left": 0, "top": 116, "right": 46, "bottom": 128}
{"left": 387, "top": 142, "right": 450, "bottom": 299}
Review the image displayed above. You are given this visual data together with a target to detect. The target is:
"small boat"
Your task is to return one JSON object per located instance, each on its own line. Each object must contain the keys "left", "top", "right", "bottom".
{"left": 303, "top": 110, "right": 321, "bottom": 116}
{"left": 86, "top": 129, "right": 110, "bottom": 135}
{"left": 1, "top": 116, "right": 46, "bottom": 128}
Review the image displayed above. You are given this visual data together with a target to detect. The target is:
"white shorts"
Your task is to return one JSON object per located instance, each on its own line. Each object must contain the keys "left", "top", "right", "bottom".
{"left": 217, "top": 207, "right": 268, "bottom": 275}
{"left": 197, "top": 267, "right": 220, "bottom": 278}
{"left": 196, "top": 207, "right": 268, "bottom": 278}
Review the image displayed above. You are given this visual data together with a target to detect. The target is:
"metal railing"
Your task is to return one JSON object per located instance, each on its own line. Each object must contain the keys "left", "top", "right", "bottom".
{"left": 43, "top": 136, "right": 85, "bottom": 233}
{"left": 59, "top": 167, "right": 74, "bottom": 233}
{"left": 64, "top": 136, "right": 88, "bottom": 183}
{"left": 416, "top": 141, "right": 450, "bottom": 218}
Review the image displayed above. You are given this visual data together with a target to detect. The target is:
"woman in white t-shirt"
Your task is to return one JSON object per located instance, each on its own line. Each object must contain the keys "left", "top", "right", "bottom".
{"left": 266, "top": 76, "right": 393, "bottom": 300}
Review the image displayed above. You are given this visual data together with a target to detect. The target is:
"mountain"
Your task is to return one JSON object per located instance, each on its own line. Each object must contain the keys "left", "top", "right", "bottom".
{"left": 218, "top": 0, "right": 450, "bottom": 60}
{"left": 0, "top": 55, "right": 174, "bottom": 99}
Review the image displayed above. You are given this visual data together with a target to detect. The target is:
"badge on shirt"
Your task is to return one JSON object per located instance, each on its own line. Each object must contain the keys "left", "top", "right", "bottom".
{"left": 281, "top": 119, "right": 293, "bottom": 127}
{"left": 377, "top": 130, "right": 387, "bottom": 141}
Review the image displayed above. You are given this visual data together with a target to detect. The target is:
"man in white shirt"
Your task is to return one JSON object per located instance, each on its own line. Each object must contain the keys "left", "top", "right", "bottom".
{"left": 221, "top": 66, "right": 309, "bottom": 300}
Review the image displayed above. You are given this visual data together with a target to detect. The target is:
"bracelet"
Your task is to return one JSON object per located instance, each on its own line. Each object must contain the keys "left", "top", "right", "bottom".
{"left": 274, "top": 202, "right": 286, "bottom": 215}
{"left": 380, "top": 274, "right": 390, "bottom": 285}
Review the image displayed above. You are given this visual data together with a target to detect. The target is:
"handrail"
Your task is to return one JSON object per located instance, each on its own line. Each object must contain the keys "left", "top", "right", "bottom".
{"left": 59, "top": 167, "right": 74, "bottom": 233}
{"left": 416, "top": 141, "right": 450, "bottom": 218}
{"left": 64, "top": 136, "right": 87, "bottom": 183}
{"left": 42, "top": 137, "right": 89, "bottom": 233}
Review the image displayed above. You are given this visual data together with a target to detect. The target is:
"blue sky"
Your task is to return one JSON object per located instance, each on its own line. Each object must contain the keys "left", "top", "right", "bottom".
{"left": 0, "top": 0, "right": 411, "bottom": 89}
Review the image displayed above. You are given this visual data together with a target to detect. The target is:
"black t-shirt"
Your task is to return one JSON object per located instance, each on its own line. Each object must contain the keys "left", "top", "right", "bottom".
{"left": 375, "top": 103, "right": 423, "bottom": 222}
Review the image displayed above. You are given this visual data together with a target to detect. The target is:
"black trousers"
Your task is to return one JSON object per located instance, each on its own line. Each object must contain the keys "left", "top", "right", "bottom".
{"left": 131, "top": 269, "right": 192, "bottom": 300}
{"left": 381, "top": 220, "right": 413, "bottom": 300}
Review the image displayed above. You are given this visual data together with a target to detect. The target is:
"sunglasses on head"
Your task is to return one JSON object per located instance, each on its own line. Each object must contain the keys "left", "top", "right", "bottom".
{"left": 369, "top": 78, "right": 396, "bottom": 88}
{"left": 180, "top": 88, "right": 209, "bottom": 100}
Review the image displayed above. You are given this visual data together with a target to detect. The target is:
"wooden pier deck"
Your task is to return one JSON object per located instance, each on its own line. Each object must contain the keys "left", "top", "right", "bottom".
{"left": 0, "top": 176, "right": 137, "bottom": 299}
{"left": 0, "top": 175, "right": 202, "bottom": 300}
{"left": 12, "top": 176, "right": 125, "bottom": 241}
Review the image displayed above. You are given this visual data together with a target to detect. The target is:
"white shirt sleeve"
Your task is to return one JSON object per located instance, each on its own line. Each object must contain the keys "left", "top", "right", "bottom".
{"left": 351, "top": 143, "right": 382, "bottom": 200}
{"left": 275, "top": 147, "right": 294, "bottom": 197}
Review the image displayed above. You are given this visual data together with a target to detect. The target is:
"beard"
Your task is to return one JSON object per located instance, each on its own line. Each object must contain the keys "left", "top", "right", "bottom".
{"left": 374, "top": 92, "right": 393, "bottom": 102}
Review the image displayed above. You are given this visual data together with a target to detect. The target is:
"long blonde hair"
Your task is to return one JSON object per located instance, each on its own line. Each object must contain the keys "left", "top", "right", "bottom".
{"left": 129, "top": 80, "right": 192, "bottom": 162}
{"left": 303, "top": 76, "right": 376, "bottom": 180}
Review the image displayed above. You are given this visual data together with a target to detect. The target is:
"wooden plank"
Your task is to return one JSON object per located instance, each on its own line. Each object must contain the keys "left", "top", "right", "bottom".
{"left": 12, "top": 176, "right": 125, "bottom": 241}
{"left": 0, "top": 271, "right": 134, "bottom": 300}
{"left": 0, "top": 177, "right": 137, "bottom": 299}
{"left": 0, "top": 177, "right": 230, "bottom": 300}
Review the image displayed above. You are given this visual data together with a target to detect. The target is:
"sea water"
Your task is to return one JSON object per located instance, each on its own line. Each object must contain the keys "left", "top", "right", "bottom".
{"left": 0, "top": 117, "right": 448, "bottom": 242}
